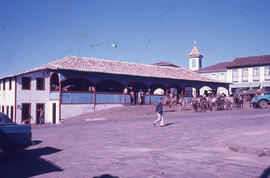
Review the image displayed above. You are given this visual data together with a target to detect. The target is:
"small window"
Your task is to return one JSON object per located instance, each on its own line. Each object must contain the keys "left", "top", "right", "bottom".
{"left": 9, "top": 78, "right": 12, "bottom": 90}
{"left": 3, "top": 79, "right": 5, "bottom": 91}
{"left": 219, "top": 72, "right": 226, "bottom": 81}
{"left": 242, "top": 68, "right": 248, "bottom": 82}
{"left": 36, "top": 78, "right": 45, "bottom": 90}
{"left": 2, "top": 106, "right": 4, "bottom": 113}
{"left": 22, "top": 77, "right": 31, "bottom": 90}
{"left": 253, "top": 67, "right": 260, "bottom": 81}
{"left": 232, "top": 69, "right": 238, "bottom": 82}
{"left": 265, "top": 66, "right": 270, "bottom": 81}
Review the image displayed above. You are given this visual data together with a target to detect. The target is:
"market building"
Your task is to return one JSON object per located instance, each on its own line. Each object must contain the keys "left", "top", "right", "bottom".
{"left": 0, "top": 56, "right": 229, "bottom": 124}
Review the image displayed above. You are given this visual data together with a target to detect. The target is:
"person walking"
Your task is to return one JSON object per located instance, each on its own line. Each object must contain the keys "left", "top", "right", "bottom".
{"left": 153, "top": 98, "right": 164, "bottom": 127}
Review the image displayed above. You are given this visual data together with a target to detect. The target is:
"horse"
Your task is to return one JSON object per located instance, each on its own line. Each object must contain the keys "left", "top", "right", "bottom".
{"left": 191, "top": 96, "right": 209, "bottom": 112}
{"left": 209, "top": 96, "right": 225, "bottom": 111}
{"left": 224, "top": 96, "right": 234, "bottom": 110}
{"left": 191, "top": 97, "right": 201, "bottom": 112}
{"left": 234, "top": 95, "right": 244, "bottom": 109}
{"left": 164, "top": 95, "right": 178, "bottom": 108}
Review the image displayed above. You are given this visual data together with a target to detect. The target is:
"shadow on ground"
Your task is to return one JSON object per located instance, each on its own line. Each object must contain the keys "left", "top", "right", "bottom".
{"left": 260, "top": 166, "right": 270, "bottom": 178}
{"left": 163, "top": 122, "right": 178, "bottom": 127}
{"left": 0, "top": 146, "right": 63, "bottom": 178}
{"left": 93, "top": 174, "right": 118, "bottom": 178}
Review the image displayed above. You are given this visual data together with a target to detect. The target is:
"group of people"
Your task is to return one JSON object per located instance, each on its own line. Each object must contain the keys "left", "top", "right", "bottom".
{"left": 125, "top": 87, "right": 146, "bottom": 105}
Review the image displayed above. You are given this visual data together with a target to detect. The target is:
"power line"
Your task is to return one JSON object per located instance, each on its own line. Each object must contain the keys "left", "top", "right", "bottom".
{"left": 136, "top": 0, "right": 172, "bottom": 63}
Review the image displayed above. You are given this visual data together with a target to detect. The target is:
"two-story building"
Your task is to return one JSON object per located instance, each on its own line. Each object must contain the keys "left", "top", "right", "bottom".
{"left": 196, "top": 55, "right": 270, "bottom": 95}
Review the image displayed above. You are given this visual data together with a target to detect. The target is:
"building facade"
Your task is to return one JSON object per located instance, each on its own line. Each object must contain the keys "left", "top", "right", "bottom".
{"left": 0, "top": 56, "right": 229, "bottom": 125}
{"left": 195, "top": 54, "right": 270, "bottom": 95}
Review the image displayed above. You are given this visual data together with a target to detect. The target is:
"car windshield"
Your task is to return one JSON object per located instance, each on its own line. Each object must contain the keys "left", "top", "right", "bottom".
{"left": 0, "top": 112, "right": 14, "bottom": 124}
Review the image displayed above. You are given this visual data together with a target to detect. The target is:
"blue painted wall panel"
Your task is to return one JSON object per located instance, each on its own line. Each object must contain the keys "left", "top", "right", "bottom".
{"left": 144, "top": 95, "right": 150, "bottom": 104}
{"left": 149, "top": 95, "right": 166, "bottom": 104}
{"left": 125, "top": 94, "right": 131, "bottom": 104}
{"left": 96, "top": 93, "right": 124, "bottom": 104}
{"left": 50, "top": 93, "right": 59, "bottom": 100}
{"left": 61, "top": 93, "right": 94, "bottom": 104}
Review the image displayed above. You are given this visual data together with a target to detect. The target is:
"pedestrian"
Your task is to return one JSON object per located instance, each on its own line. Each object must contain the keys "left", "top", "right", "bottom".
{"left": 38, "top": 107, "right": 44, "bottom": 124}
{"left": 153, "top": 98, "right": 164, "bottom": 127}
{"left": 138, "top": 89, "right": 144, "bottom": 105}
{"left": 130, "top": 90, "right": 135, "bottom": 104}
{"left": 141, "top": 90, "right": 145, "bottom": 105}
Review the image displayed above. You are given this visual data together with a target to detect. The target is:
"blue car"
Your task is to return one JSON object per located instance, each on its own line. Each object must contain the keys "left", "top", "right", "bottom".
{"left": 0, "top": 112, "right": 32, "bottom": 152}
{"left": 251, "top": 94, "right": 270, "bottom": 108}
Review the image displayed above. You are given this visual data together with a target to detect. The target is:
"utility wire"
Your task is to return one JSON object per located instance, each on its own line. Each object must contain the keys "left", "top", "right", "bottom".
{"left": 136, "top": 0, "right": 172, "bottom": 63}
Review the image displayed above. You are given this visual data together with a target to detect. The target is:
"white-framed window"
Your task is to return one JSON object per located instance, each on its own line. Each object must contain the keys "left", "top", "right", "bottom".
{"left": 232, "top": 69, "right": 238, "bottom": 82}
{"left": 242, "top": 68, "right": 248, "bottom": 82}
{"left": 212, "top": 73, "right": 217, "bottom": 80}
{"left": 192, "top": 59, "right": 196, "bottom": 68}
{"left": 219, "top": 72, "right": 225, "bottom": 81}
{"left": 265, "top": 66, "right": 270, "bottom": 81}
{"left": 253, "top": 67, "right": 260, "bottom": 81}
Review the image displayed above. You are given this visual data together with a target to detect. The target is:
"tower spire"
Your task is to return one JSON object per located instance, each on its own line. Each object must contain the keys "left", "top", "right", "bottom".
{"left": 188, "top": 41, "right": 203, "bottom": 71}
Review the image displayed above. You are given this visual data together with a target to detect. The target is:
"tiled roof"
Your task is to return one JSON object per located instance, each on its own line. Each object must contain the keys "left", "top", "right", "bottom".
{"left": 152, "top": 61, "right": 179, "bottom": 67}
{"left": 188, "top": 46, "right": 203, "bottom": 57}
{"left": 196, "top": 62, "right": 231, "bottom": 73}
{"left": 1, "top": 56, "right": 227, "bottom": 83}
{"left": 227, "top": 55, "right": 270, "bottom": 68}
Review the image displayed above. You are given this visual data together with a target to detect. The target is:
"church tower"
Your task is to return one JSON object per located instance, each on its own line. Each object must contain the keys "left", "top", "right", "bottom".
{"left": 188, "top": 42, "right": 203, "bottom": 71}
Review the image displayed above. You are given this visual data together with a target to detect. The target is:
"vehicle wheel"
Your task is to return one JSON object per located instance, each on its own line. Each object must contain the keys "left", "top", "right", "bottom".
{"left": 259, "top": 100, "right": 268, "bottom": 109}
{"left": 253, "top": 103, "right": 258, "bottom": 108}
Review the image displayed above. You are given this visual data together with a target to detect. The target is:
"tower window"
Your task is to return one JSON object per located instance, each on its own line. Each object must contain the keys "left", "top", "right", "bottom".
{"left": 192, "top": 59, "right": 197, "bottom": 68}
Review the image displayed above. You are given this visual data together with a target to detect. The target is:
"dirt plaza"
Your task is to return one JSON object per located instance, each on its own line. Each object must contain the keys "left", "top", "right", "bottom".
{"left": 1, "top": 105, "right": 270, "bottom": 178}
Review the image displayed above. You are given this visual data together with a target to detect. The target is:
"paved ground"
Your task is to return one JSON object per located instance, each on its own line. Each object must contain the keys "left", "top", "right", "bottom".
{"left": 1, "top": 105, "right": 270, "bottom": 178}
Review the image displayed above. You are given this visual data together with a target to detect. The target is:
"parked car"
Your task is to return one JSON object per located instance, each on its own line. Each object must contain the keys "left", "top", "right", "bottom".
{"left": 0, "top": 112, "right": 32, "bottom": 152}
{"left": 251, "top": 94, "right": 270, "bottom": 108}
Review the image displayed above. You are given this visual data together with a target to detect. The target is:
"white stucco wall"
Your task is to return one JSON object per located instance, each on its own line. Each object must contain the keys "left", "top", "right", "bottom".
{"left": 61, "top": 104, "right": 123, "bottom": 120}
{"left": 201, "top": 71, "right": 227, "bottom": 82}
{"left": 260, "top": 66, "right": 265, "bottom": 82}
{"left": 16, "top": 70, "right": 51, "bottom": 124}
{"left": 0, "top": 78, "right": 16, "bottom": 120}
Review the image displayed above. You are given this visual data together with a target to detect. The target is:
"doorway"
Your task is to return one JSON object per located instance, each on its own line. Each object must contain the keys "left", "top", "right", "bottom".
{"left": 52, "top": 103, "right": 56, "bottom": 124}
{"left": 22, "top": 103, "right": 31, "bottom": 124}
{"left": 36, "top": 104, "right": 45, "bottom": 124}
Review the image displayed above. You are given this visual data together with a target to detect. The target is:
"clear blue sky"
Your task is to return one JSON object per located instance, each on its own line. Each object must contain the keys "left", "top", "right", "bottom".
{"left": 1, "top": 0, "right": 270, "bottom": 77}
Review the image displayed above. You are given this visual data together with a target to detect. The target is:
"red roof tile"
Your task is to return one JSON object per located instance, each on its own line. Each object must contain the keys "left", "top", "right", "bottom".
{"left": 227, "top": 55, "right": 270, "bottom": 68}
{"left": 197, "top": 62, "right": 231, "bottom": 73}
{"left": 152, "top": 61, "right": 179, "bottom": 67}
{"left": 1, "top": 56, "right": 227, "bottom": 84}
{"left": 188, "top": 46, "right": 203, "bottom": 57}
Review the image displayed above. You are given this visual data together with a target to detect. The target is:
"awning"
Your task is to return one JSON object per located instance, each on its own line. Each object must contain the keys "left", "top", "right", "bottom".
{"left": 261, "top": 82, "right": 270, "bottom": 87}
{"left": 230, "top": 83, "right": 250, "bottom": 88}
{"left": 249, "top": 82, "right": 261, "bottom": 88}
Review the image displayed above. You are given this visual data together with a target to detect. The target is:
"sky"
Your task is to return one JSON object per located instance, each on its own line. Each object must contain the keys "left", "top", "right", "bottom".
{"left": 0, "top": 0, "right": 270, "bottom": 77}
